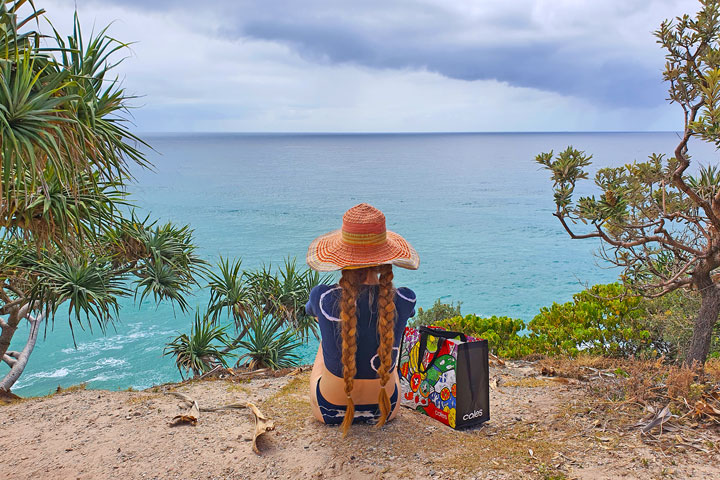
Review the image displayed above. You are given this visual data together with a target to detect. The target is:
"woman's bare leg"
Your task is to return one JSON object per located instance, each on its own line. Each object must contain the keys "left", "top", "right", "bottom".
{"left": 309, "top": 344, "right": 325, "bottom": 423}
{"left": 388, "top": 373, "right": 402, "bottom": 421}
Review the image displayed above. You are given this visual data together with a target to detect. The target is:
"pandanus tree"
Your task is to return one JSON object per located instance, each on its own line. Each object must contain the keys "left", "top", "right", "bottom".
{"left": 164, "top": 257, "right": 331, "bottom": 377}
{"left": 537, "top": 0, "right": 720, "bottom": 366}
{"left": 0, "top": 1, "right": 204, "bottom": 394}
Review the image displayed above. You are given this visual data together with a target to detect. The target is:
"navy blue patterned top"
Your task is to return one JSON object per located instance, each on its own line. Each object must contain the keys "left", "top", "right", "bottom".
{"left": 305, "top": 284, "right": 416, "bottom": 379}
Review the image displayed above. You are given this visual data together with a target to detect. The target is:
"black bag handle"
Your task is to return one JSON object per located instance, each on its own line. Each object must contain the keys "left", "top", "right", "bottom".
{"left": 416, "top": 326, "right": 467, "bottom": 374}
{"left": 419, "top": 326, "right": 467, "bottom": 342}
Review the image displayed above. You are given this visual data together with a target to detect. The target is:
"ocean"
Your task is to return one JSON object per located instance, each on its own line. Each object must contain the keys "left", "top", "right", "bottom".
{"left": 9, "top": 132, "right": 715, "bottom": 396}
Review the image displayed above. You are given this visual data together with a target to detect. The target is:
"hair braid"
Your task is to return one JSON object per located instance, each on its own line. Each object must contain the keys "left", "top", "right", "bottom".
{"left": 338, "top": 269, "right": 362, "bottom": 436}
{"left": 375, "top": 264, "right": 395, "bottom": 427}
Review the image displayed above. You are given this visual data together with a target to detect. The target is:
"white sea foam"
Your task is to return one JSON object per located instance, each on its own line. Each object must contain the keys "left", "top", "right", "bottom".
{"left": 60, "top": 326, "right": 168, "bottom": 355}
{"left": 14, "top": 367, "right": 72, "bottom": 388}
{"left": 87, "top": 372, "right": 131, "bottom": 382}
{"left": 96, "top": 357, "right": 128, "bottom": 367}
{"left": 34, "top": 367, "right": 70, "bottom": 378}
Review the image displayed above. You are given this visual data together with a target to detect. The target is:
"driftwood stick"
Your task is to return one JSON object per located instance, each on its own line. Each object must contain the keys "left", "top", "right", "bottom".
{"left": 246, "top": 402, "right": 275, "bottom": 455}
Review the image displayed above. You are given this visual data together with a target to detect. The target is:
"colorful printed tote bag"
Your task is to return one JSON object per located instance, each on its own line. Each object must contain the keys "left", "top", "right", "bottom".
{"left": 398, "top": 325, "right": 490, "bottom": 429}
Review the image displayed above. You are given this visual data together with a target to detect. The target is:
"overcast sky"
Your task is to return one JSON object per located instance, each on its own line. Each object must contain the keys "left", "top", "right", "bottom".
{"left": 41, "top": 0, "right": 703, "bottom": 132}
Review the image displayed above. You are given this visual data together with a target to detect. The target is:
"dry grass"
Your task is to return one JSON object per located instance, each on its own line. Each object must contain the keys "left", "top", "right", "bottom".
{"left": 706, "top": 357, "right": 720, "bottom": 382}
{"left": 263, "top": 373, "right": 311, "bottom": 431}
{"left": 533, "top": 355, "right": 720, "bottom": 452}
{"left": 55, "top": 383, "right": 88, "bottom": 394}
{"left": 667, "top": 366, "right": 698, "bottom": 399}
{"left": 504, "top": 377, "right": 561, "bottom": 388}
{"left": 226, "top": 383, "right": 251, "bottom": 394}
{"left": 124, "top": 393, "right": 162, "bottom": 405}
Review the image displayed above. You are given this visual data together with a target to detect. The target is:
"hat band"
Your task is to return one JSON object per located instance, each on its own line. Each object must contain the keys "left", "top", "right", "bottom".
{"left": 341, "top": 230, "right": 387, "bottom": 246}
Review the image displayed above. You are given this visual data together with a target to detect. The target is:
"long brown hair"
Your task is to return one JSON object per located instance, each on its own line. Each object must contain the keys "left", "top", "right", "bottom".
{"left": 338, "top": 264, "right": 396, "bottom": 436}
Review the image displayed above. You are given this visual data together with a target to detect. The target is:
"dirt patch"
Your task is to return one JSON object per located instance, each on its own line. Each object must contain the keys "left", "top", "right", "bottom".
{"left": 1, "top": 360, "right": 718, "bottom": 479}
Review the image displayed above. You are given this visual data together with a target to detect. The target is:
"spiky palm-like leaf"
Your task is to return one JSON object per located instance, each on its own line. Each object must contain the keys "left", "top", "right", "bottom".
{"left": 206, "top": 256, "right": 252, "bottom": 327}
{"left": 163, "top": 312, "right": 234, "bottom": 378}
{"left": 235, "top": 314, "right": 301, "bottom": 370}
{"left": 110, "top": 215, "right": 207, "bottom": 313}
{"left": 28, "top": 252, "right": 128, "bottom": 341}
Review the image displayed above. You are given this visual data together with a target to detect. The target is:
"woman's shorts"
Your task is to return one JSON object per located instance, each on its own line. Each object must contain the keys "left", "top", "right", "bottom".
{"left": 316, "top": 377, "right": 399, "bottom": 425}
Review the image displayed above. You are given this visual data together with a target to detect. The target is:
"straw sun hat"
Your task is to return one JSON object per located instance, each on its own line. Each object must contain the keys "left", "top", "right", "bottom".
{"left": 306, "top": 203, "right": 420, "bottom": 272}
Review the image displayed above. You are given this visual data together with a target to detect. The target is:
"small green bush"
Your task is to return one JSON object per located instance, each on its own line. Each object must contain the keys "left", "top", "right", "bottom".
{"left": 410, "top": 298, "right": 462, "bottom": 327}
{"left": 528, "top": 283, "right": 654, "bottom": 357}
{"left": 433, "top": 314, "right": 533, "bottom": 358}
{"left": 427, "top": 283, "right": 676, "bottom": 360}
{"left": 235, "top": 315, "right": 302, "bottom": 370}
{"left": 164, "top": 312, "right": 235, "bottom": 378}
{"left": 640, "top": 289, "right": 720, "bottom": 362}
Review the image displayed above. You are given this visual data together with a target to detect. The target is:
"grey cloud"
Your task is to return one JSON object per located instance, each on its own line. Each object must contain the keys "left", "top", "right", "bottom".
{"left": 79, "top": 0, "right": 675, "bottom": 106}
{"left": 241, "top": 18, "right": 664, "bottom": 106}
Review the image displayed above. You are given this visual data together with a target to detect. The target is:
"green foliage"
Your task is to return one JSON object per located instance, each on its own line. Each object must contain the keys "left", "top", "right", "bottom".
{"left": 410, "top": 298, "right": 462, "bottom": 327}
{"left": 206, "top": 257, "right": 331, "bottom": 343}
{"left": 166, "top": 257, "right": 329, "bottom": 376}
{"left": 0, "top": 5, "right": 149, "bottom": 226}
{"left": 639, "top": 288, "right": 720, "bottom": 361}
{"left": 428, "top": 283, "right": 686, "bottom": 360}
{"left": 235, "top": 314, "right": 302, "bottom": 370}
{"left": 434, "top": 314, "right": 533, "bottom": 358}
{"left": 528, "top": 284, "right": 654, "bottom": 357}
{"left": 163, "top": 312, "right": 234, "bottom": 378}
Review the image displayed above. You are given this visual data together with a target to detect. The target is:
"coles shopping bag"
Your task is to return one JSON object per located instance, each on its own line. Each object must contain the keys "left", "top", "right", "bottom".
{"left": 398, "top": 325, "right": 490, "bottom": 429}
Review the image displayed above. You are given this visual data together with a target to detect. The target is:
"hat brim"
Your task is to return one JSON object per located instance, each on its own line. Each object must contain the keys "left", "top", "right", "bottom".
{"left": 306, "top": 229, "right": 420, "bottom": 272}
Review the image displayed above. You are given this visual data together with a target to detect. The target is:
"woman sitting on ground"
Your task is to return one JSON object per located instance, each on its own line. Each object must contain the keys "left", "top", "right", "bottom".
{"left": 305, "top": 203, "right": 419, "bottom": 436}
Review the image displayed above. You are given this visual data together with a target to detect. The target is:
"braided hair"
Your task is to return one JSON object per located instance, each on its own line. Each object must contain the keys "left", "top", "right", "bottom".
{"left": 338, "top": 268, "right": 363, "bottom": 436}
{"left": 338, "top": 265, "right": 396, "bottom": 436}
{"left": 374, "top": 264, "right": 396, "bottom": 428}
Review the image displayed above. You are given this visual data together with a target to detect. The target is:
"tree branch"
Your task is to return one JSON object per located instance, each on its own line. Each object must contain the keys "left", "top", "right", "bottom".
{"left": 0, "top": 312, "right": 45, "bottom": 392}
{"left": 2, "top": 354, "right": 17, "bottom": 367}
{"left": 554, "top": 213, "right": 603, "bottom": 240}
{"left": 640, "top": 279, "right": 693, "bottom": 298}
{"left": 672, "top": 102, "right": 720, "bottom": 230}
{"left": 556, "top": 208, "right": 705, "bottom": 257}
{"left": 4, "top": 282, "right": 24, "bottom": 298}
{"left": 0, "top": 298, "right": 25, "bottom": 315}
{"left": 591, "top": 222, "right": 704, "bottom": 257}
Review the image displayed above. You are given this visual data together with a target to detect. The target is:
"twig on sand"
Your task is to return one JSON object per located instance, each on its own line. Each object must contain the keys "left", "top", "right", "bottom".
{"left": 169, "top": 392, "right": 200, "bottom": 426}
{"left": 168, "top": 391, "right": 247, "bottom": 412}
{"left": 166, "top": 392, "right": 275, "bottom": 454}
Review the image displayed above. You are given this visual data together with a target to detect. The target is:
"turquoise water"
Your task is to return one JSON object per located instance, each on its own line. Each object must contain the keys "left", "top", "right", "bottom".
{"left": 9, "top": 132, "right": 715, "bottom": 396}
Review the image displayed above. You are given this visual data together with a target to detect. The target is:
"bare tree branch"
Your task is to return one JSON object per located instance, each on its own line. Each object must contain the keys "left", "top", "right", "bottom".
{"left": 0, "top": 312, "right": 45, "bottom": 392}
{"left": 0, "top": 298, "right": 25, "bottom": 315}
{"left": 672, "top": 103, "right": 720, "bottom": 230}
{"left": 2, "top": 354, "right": 17, "bottom": 367}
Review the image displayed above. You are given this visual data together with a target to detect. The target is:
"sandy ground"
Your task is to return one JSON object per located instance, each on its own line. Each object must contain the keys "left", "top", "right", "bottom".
{"left": 1, "top": 361, "right": 718, "bottom": 480}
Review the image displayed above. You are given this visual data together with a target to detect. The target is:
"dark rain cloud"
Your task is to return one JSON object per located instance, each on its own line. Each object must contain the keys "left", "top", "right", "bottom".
{"left": 76, "top": 0, "right": 679, "bottom": 107}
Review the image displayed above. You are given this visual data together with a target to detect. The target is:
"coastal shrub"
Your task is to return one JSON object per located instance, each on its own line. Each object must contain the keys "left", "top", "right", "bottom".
{"left": 164, "top": 313, "right": 235, "bottom": 378}
{"left": 528, "top": 283, "right": 655, "bottom": 357}
{"left": 433, "top": 315, "right": 533, "bottom": 358}
{"left": 206, "top": 257, "right": 331, "bottom": 346}
{"left": 638, "top": 289, "right": 720, "bottom": 362}
{"left": 427, "top": 283, "right": 683, "bottom": 360}
{"left": 410, "top": 298, "right": 462, "bottom": 327}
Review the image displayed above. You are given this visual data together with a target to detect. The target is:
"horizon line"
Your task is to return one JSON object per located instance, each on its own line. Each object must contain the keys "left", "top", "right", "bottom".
{"left": 135, "top": 130, "right": 684, "bottom": 136}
